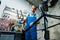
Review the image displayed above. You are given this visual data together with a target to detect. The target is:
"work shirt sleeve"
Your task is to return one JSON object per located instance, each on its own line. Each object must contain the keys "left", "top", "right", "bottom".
{"left": 36, "top": 14, "right": 39, "bottom": 19}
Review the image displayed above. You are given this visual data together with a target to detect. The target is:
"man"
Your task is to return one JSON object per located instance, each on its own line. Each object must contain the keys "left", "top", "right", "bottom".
{"left": 25, "top": 5, "right": 40, "bottom": 40}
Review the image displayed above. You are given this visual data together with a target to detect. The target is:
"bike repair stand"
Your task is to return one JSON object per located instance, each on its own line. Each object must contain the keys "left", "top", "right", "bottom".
{"left": 41, "top": 0, "right": 50, "bottom": 40}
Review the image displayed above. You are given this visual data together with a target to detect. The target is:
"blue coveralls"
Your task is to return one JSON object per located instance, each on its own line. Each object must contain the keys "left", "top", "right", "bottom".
{"left": 25, "top": 13, "right": 37, "bottom": 40}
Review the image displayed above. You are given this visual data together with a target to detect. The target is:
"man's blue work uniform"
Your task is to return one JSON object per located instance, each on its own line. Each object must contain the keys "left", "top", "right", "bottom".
{"left": 25, "top": 12, "right": 39, "bottom": 40}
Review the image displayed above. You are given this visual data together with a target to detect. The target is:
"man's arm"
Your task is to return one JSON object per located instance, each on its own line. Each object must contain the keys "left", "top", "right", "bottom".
{"left": 36, "top": 20, "right": 40, "bottom": 24}
{"left": 36, "top": 14, "right": 40, "bottom": 24}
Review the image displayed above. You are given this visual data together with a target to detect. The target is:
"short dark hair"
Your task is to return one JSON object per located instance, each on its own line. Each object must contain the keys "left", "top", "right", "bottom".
{"left": 32, "top": 5, "right": 37, "bottom": 10}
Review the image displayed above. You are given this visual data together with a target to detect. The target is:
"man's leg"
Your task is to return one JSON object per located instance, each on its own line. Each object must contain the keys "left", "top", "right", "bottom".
{"left": 30, "top": 31, "right": 37, "bottom": 40}
{"left": 25, "top": 31, "right": 30, "bottom": 40}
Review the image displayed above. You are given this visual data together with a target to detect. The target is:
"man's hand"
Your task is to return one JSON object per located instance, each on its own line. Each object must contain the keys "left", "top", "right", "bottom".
{"left": 30, "top": 22, "right": 33, "bottom": 27}
{"left": 30, "top": 21, "right": 40, "bottom": 27}
{"left": 37, "top": 21, "right": 40, "bottom": 24}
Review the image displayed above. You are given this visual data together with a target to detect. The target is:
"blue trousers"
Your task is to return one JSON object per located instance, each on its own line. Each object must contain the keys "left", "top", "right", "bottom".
{"left": 25, "top": 28, "right": 37, "bottom": 40}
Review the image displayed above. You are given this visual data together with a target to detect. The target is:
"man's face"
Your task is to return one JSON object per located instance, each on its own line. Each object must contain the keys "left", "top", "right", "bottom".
{"left": 31, "top": 5, "right": 36, "bottom": 13}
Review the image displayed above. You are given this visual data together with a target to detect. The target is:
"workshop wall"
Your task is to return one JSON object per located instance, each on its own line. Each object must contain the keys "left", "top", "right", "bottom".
{"left": 0, "top": 0, "right": 42, "bottom": 40}
{"left": 0, "top": 0, "right": 31, "bottom": 18}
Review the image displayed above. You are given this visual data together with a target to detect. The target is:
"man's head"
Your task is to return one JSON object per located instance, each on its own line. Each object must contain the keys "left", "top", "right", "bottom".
{"left": 31, "top": 5, "right": 37, "bottom": 13}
